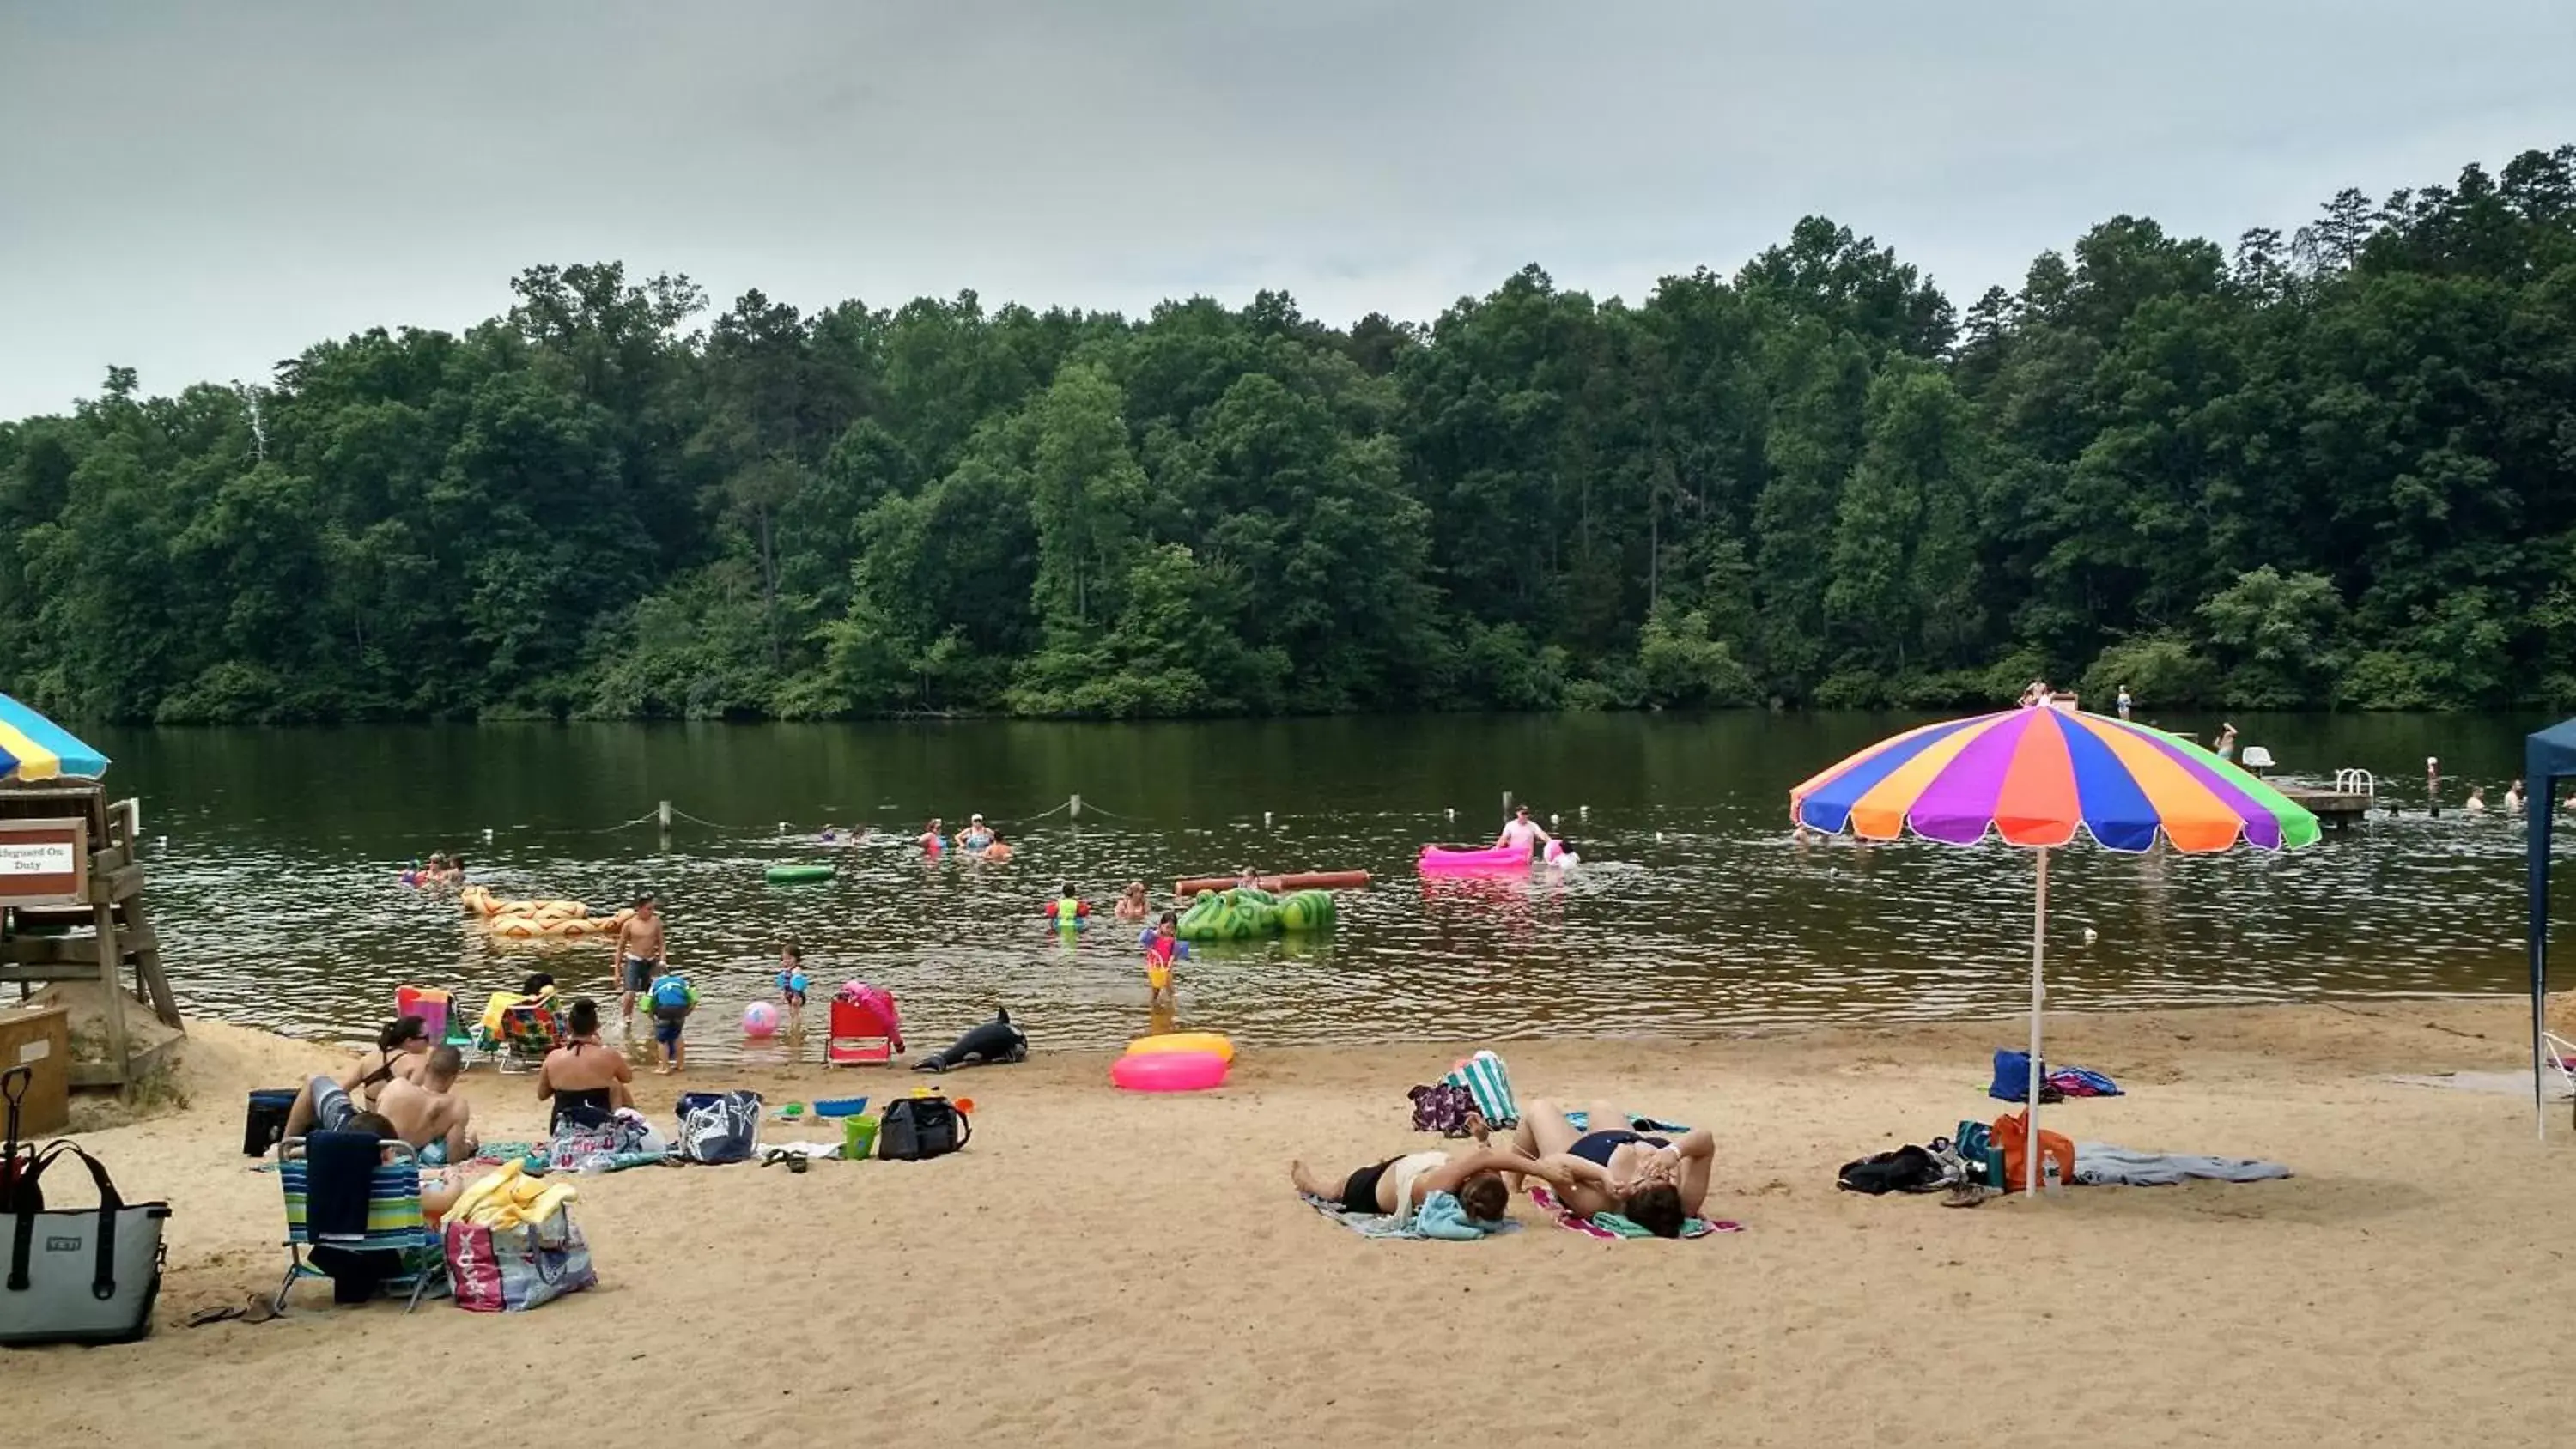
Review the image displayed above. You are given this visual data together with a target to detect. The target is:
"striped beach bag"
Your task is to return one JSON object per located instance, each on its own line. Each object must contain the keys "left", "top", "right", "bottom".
{"left": 1443, "top": 1051, "right": 1519, "bottom": 1128}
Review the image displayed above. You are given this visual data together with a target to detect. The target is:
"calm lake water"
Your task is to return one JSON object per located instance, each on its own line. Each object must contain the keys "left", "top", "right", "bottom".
{"left": 78, "top": 712, "right": 2555, "bottom": 1060}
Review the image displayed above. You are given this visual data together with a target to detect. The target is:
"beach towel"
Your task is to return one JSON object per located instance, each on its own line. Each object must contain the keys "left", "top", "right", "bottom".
{"left": 1527, "top": 1185, "right": 1741, "bottom": 1240}
{"left": 2072, "top": 1143, "right": 2291, "bottom": 1187}
{"left": 1561, "top": 1110, "right": 1693, "bottom": 1134}
{"left": 1301, "top": 1191, "right": 1516, "bottom": 1241}
{"left": 304, "top": 1131, "right": 381, "bottom": 1241}
{"left": 1442, "top": 1051, "right": 1520, "bottom": 1127}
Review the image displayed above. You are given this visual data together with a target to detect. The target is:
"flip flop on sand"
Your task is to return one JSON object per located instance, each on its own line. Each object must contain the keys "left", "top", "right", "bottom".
{"left": 185, "top": 1304, "right": 245, "bottom": 1328}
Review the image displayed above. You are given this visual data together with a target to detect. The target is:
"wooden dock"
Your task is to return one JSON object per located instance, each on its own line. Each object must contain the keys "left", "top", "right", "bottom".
{"left": 2274, "top": 785, "right": 2374, "bottom": 829}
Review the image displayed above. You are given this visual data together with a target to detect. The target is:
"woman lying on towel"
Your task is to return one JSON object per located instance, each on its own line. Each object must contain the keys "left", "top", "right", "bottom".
{"left": 1510, "top": 1097, "right": 1716, "bottom": 1239}
{"left": 1290, "top": 1137, "right": 1582, "bottom": 1228}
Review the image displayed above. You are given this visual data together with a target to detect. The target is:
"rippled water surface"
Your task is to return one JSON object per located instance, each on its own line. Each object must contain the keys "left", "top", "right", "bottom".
{"left": 82, "top": 712, "right": 2555, "bottom": 1058}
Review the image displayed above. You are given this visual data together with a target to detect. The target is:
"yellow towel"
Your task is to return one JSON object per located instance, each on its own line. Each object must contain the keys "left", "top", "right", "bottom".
{"left": 450, "top": 1160, "right": 581, "bottom": 1228}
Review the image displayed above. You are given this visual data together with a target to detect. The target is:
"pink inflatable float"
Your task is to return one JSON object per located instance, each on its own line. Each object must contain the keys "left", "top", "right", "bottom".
{"left": 1110, "top": 1050, "right": 1230, "bottom": 1092}
{"left": 1417, "top": 842, "right": 1529, "bottom": 872}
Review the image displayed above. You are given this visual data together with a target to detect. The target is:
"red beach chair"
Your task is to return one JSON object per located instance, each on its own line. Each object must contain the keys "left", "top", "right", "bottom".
{"left": 827, "top": 984, "right": 902, "bottom": 1067}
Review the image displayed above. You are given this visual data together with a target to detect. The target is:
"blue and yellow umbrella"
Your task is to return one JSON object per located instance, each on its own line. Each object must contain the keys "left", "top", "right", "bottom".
{"left": 0, "top": 693, "right": 108, "bottom": 783}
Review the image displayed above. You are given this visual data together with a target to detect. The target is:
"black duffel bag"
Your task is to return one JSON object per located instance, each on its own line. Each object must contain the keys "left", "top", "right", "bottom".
{"left": 878, "top": 1094, "right": 971, "bottom": 1161}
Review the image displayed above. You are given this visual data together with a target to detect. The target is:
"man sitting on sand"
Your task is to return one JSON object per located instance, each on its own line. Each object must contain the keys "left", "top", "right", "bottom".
{"left": 1291, "top": 1127, "right": 1586, "bottom": 1229}
{"left": 1510, "top": 1097, "right": 1716, "bottom": 1238}
{"left": 375, "top": 1046, "right": 478, "bottom": 1166}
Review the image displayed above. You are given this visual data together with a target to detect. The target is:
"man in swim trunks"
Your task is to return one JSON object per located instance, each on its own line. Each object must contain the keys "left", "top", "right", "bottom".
{"left": 376, "top": 1046, "right": 478, "bottom": 1165}
{"left": 615, "top": 892, "right": 665, "bottom": 1029}
{"left": 1289, "top": 1136, "right": 1582, "bottom": 1228}
{"left": 1493, "top": 805, "right": 1552, "bottom": 856}
{"left": 1510, "top": 1096, "right": 1716, "bottom": 1238}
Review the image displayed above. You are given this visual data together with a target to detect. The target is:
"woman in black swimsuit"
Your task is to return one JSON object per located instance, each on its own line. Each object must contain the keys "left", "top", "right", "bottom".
{"left": 1511, "top": 1096, "right": 1717, "bottom": 1238}
{"left": 537, "top": 998, "right": 633, "bottom": 1131}
{"left": 283, "top": 1016, "right": 432, "bottom": 1137}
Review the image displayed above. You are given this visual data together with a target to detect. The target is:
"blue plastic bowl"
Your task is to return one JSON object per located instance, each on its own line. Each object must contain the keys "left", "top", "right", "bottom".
{"left": 812, "top": 1097, "right": 871, "bottom": 1118}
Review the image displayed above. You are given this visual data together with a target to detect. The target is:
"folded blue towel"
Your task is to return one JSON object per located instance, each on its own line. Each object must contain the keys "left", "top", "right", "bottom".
{"left": 305, "top": 1131, "right": 380, "bottom": 1241}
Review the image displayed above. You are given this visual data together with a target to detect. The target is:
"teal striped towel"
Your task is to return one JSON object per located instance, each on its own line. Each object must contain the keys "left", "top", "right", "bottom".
{"left": 1442, "top": 1051, "right": 1519, "bottom": 1125}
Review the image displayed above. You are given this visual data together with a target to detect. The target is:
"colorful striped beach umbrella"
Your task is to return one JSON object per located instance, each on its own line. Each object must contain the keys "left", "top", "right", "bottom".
{"left": 1789, "top": 706, "right": 2318, "bottom": 1195}
{"left": 0, "top": 692, "right": 109, "bottom": 783}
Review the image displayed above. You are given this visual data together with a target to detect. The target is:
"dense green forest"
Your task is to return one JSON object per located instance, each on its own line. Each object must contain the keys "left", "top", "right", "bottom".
{"left": 5, "top": 146, "right": 2574, "bottom": 723}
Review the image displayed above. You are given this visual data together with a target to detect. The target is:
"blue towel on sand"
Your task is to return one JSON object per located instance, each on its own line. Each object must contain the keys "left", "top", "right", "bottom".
{"left": 1302, "top": 1191, "right": 1516, "bottom": 1241}
{"left": 1562, "top": 1111, "right": 1692, "bottom": 1134}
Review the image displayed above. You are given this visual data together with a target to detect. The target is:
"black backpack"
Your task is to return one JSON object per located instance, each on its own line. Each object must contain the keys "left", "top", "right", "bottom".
{"left": 1835, "top": 1143, "right": 1951, "bottom": 1196}
{"left": 878, "top": 1095, "right": 971, "bottom": 1161}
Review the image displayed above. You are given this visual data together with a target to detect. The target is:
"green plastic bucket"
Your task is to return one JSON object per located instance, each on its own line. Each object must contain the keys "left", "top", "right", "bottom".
{"left": 842, "top": 1115, "right": 878, "bottom": 1160}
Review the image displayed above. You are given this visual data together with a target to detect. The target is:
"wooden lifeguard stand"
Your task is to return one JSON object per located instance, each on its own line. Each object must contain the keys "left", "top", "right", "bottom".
{"left": 0, "top": 780, "right": 183, "bottom": 1088}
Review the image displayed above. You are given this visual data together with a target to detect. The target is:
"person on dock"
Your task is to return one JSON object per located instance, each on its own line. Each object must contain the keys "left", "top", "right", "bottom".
{"left": 615, "top": 892, "right": 666, "bottom": 1031}
{"left": 2214, "top": 723, "right": 2238, "bottom": 761}
{"left": 2116, "top": 685, "right": 2133, "bottom": 721}
{"left": 1493, "top": 804, "right": 1553, "bottom": 856}
{"left": 376, "top": 1046, "right": 478, "bottom": 1165}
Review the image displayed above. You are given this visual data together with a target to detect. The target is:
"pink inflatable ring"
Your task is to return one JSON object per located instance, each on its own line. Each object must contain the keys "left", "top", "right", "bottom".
{"left": 1110, "top": 1049, "right": 1230, "bottom": 1092}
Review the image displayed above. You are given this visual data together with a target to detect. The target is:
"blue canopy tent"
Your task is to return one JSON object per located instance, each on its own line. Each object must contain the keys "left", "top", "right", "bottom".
{"left": 2529, "top": 718, "right": 2576, "bottom": 1134}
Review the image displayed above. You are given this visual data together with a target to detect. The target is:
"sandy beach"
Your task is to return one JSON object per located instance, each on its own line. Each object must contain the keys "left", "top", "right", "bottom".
{"left": 9, "top": 997, "right": 2573, "bottom": 1448}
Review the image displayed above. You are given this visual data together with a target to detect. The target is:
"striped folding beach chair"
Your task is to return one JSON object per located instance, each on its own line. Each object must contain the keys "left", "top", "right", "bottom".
{"left": 1443, "top": 1050, "right": 1520, "bottom": 1128}
{"left": 274, "top": 1137, "right": 447, "bottom": 1313}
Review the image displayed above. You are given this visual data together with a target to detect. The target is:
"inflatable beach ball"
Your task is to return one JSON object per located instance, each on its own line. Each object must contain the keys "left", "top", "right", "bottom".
{"left": 744, "top": 1002, "right": 780, "bottom": 1038}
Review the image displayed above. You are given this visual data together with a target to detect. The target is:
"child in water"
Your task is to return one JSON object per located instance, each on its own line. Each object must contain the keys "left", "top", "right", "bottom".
{"left": 1145, "top": 912, "right": 1181, "bottom": 1009}
{"left": 647, "top": 961, "right": 698, "bottom": 1075}
{"left": 1048, "top": 882, "right": 1089, "bottom": 926}
{"left": 776, "top": 939, "right": 811, "bottom": 1032}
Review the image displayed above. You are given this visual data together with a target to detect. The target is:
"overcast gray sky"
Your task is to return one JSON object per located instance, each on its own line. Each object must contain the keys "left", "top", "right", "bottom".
{"left": 3, "top": 1, "right": 2572, "bottom": 418}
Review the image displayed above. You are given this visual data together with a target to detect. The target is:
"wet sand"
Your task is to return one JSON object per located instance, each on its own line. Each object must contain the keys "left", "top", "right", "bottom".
{"left": 9, "top": 996, "right": 2573, "bottom": 1447}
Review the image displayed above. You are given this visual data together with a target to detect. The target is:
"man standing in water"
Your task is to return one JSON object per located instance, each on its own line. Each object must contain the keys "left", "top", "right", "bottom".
{"left": 1493, "top": 804, "right": 1553, "bottom": 857}
{"left": 615, "top": 892, "right": 666, "bottom": 1031}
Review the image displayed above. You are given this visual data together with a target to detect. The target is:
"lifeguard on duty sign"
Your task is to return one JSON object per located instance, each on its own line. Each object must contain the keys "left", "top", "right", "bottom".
{"left": 0, "top": 818, "right": 88, "bottom": 905}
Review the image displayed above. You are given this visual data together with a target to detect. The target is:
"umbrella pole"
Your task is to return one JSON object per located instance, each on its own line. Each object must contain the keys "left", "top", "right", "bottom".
{"left": 2026, "top": 846, "right": 2049, "bottom": 1197}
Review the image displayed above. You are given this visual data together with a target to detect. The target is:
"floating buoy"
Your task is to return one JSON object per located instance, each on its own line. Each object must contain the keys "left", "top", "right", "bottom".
{"left": 765, "top": 864, "right": 835, "bottom": 884}
{"left": 2082, "top": 926, "right": 2099, "bottom": 945}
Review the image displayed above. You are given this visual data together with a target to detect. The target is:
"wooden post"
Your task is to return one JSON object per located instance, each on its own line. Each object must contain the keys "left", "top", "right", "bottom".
{"left": 90, "top": 895, "right": 128, "bottom": 1090}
